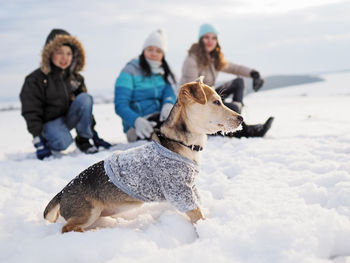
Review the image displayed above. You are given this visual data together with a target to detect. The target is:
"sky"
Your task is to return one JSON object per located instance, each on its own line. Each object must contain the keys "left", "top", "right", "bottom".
{"left": 1, "top": 0, "right": 350, "bottom": 100}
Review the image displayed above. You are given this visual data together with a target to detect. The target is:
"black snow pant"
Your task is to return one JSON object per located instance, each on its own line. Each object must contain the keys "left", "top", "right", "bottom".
{"left": 215, "top": 78, "right": 245, "bottom": 114}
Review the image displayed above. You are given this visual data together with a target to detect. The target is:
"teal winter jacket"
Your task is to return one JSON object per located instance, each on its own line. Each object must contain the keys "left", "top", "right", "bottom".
{"left": 114, "top": 59, "right": 176, "bottom": 133}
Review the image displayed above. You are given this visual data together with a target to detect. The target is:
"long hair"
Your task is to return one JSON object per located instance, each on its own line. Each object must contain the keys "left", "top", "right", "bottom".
{"left": 188, "top": 38, "right": 227, "bottom": 71}
{"left": 139, "top": 53, "right": 176, "bottom": 84}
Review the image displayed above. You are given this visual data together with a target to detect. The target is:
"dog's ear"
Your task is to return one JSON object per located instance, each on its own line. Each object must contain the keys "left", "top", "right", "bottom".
{"left": 179, "top": 82, "right": 207, "bottom": 105}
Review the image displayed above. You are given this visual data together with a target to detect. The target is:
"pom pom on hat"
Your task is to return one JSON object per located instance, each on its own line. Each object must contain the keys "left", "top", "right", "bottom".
{"left": 142, "top": 29, "right": 167, "bottom": 53}
{"left": 198, "top": 23, "right": 218, "bottom": 41}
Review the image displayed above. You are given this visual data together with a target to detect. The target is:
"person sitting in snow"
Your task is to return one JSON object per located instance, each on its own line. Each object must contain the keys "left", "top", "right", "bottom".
{"left": 114, "top": 29, "right": 177, "bottom": 142}
{"left": 20, "top": 29, "right": 112, "bottom": 160}
{"left": 180, "top": 23, "right": 274, "bottom": 138}
{"left": 115, "top": 28, "right": 273, "bottom": 141}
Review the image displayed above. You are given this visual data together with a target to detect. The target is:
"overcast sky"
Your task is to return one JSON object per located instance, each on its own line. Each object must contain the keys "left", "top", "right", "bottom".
{"left": 1, "top": 0, "right": 349, "bottom": 99}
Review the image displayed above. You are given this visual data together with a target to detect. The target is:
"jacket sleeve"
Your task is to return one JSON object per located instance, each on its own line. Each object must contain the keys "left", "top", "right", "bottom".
{"left": 180, "top": 55, "right": 200, "bottom": 85}
{"left": 221, "top": 61, "right": 253, "bottom": 78}
{"left": 114, "top": 71, "right": 139, "bottom": 128}
{"left": 78, "top": 74, "right": 88, "bottom": 93}
{"left": 71, "top": 74, "right": 87, "bottom": 97}
{"left": 161, "top": 84, "right": 176, "bottom": 106}
{"left": 19, "top": 75, "right": 45, "bottom": 137}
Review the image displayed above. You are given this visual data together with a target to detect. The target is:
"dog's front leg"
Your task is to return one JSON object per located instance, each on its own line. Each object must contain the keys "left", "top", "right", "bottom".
{"left": 186, "top": 207, "right": 205, "bottom": 223}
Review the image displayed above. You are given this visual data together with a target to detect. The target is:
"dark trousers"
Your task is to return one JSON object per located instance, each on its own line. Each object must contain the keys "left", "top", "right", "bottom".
{"left": 215, "top": 78, "right": 245, "bottom": 113}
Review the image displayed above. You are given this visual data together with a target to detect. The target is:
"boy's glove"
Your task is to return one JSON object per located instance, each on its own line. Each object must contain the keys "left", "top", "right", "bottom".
{"left": 250, "top": 70, "right": 264, "bottom": 92}
{"left": 134, "top": 117, "right": 157, "bottom": 139}
{"left": 33, "top": 136, "right": 52, "bottom": 160}
{"left": 159, "top": 103, "right": 173, "bottom": 122}
{"left": 92, "top": 129, "right": 112, "bottom": 149}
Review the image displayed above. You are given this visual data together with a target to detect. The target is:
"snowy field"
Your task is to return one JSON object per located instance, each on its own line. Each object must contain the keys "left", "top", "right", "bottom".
{"left": 1, "top": 72, "right": 350, "bottom": 263}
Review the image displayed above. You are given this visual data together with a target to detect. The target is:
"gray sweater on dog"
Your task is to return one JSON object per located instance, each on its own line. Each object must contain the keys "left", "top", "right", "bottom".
{"left": 104, "top": 141, "right": 200, "bottom": 212}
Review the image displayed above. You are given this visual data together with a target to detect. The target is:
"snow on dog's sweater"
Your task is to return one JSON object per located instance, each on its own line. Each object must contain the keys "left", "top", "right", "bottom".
{"left": 104, "top": 141, "right": 200, "bottom": 212}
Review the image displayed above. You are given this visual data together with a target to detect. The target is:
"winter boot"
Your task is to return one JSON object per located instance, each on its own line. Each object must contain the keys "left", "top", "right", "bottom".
{"left": 226, "top": 117, "right": 274, "bottom": 138}
{"left": 92, "top": 129, "right": 112, "bottom": 149}
{"left": 75, "top": 135, "right": 98, "bottom": 154}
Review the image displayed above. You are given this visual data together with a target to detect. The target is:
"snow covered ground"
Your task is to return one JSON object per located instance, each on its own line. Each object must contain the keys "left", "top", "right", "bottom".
{"left": 1, "top": 72, "right": 350, "bottom": 263}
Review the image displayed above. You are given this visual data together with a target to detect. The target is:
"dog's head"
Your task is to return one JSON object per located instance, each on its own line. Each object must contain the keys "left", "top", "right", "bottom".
{"left": 178, "top": 78, "right": 243, "bottom": 135}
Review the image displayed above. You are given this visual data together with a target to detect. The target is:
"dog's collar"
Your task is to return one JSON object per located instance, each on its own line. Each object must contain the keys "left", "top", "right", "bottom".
{"left": 155, "top": 129, "right": 203, "bottom": 152}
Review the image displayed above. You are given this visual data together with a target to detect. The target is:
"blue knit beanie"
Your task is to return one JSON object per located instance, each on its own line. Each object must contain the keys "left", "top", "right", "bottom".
{"left": 198, "top": 24, "right": 218, "bottom": 41}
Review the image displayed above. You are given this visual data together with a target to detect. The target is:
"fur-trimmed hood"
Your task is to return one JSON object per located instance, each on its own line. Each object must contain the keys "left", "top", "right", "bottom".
{"left": 41, "top": 33, "right": 85, "bottom": 75}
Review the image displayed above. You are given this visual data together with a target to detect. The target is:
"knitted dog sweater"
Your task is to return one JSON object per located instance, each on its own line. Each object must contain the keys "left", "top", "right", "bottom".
{"left": 104, "top": 141, "right": 200, "bottom": 212}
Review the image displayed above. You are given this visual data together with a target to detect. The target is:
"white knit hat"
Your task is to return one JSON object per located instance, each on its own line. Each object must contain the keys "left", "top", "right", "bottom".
{"left": 142, "top": 29, "right": 167, "bottom": 53}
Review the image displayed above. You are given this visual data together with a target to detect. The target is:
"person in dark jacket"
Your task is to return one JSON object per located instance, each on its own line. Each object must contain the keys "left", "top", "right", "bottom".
{"left": 20, "top": 29, "right": 111, "bottom": 160}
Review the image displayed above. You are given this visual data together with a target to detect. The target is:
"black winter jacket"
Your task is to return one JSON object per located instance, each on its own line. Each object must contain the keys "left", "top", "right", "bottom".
{"left": 20, "top": 66, "right": 87, "bottom": 137}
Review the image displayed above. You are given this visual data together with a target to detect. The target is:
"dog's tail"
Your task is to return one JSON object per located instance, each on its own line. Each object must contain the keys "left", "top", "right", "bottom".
{"left": 43, "top": 192, "right": 62, "bottom": 223}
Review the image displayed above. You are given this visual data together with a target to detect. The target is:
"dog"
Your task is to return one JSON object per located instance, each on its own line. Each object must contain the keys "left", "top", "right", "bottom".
{"left": 43, "top": 78, "right": 243, "bottom": 233}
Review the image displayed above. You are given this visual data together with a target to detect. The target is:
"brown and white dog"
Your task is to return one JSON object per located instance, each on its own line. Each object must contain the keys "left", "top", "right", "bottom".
{"left": 43, "top": 78, "right": 243, "bottom": 233}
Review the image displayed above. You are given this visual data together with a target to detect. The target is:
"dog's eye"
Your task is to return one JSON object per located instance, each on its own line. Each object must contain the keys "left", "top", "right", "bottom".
{"left": 213, "top": 100, "right": 221, "bottom": 106}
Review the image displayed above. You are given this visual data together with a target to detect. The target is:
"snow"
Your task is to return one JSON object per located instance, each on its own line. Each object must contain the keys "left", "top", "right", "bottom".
{"left": 1, "top": 72, "right": 350, "bottom": 263}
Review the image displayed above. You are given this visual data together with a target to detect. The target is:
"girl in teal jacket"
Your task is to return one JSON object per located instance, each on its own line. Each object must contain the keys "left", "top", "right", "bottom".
{"left": 114, "top": 29, "right": 176, "bottom": 142}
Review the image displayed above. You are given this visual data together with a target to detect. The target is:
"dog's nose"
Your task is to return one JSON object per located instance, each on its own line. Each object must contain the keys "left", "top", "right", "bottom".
{"left": 237, "top": 115, "right": 244, "bottom": 122}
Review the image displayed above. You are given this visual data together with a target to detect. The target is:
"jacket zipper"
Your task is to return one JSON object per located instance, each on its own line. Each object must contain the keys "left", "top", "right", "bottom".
{"left": 60, "top": 71, "right": 70, "bottom": 110}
